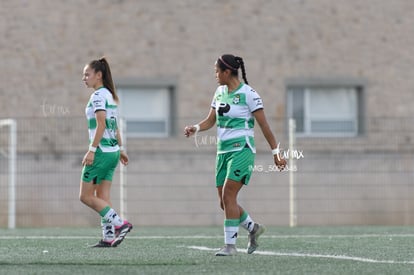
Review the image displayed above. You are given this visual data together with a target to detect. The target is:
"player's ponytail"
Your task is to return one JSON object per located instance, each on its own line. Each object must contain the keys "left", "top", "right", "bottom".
{"left": 234, "top": 56, "right": 248, "bottom": 85}
{"left": 89, "top": 57, "right": 119, "bottom": 103}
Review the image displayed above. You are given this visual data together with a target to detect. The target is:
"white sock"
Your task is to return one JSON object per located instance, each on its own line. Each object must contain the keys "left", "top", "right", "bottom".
{"left": 103, "top": 208, "right": 124, "bottom": 227}
{"left": 225, "top": 227, "right": 239, "bottom": 245}
{"left": 224, "top": 219, "right": 240, "bottom": 245}
{"left": 240, "top": 213, "right": 255, "bottom": 233}
{"left": 101, "top": 218, "right": 115, "bottom": 242}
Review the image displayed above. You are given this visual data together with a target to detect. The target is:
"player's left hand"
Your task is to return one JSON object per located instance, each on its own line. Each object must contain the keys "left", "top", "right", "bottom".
{"left": 274, "top": 154, "right": 287, "bottom": 171}
{"left": 82, "top": 151, "right": 95, "bottom": 166}
{"left": 120, "top": 151, "right": 129, "bottom": 165}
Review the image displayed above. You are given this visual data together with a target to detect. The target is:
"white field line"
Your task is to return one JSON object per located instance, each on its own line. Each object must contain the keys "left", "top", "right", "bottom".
{"left": 0, "top": 236, "right": 215, "bottom": 240}
{"left": 1, "top": 234, "right": 414, "bottom": 240}
{"left": 186, "top": 246, "right": 414, "bottom": 265}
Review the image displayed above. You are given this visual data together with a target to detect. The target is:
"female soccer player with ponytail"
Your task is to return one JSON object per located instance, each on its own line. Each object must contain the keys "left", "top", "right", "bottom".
{"left": 80, "top": 57, "right": 132, "bottom": 247}
{"left": 185, "top": 54, "right": 286, "bottom": 256}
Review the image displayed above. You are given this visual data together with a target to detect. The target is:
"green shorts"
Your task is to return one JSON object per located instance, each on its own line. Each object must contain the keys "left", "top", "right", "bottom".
{"left": 215, "top": 146, "right": 255, "bottom": 187}
{"left": 81, "top": 147, "right": 120, "bottom": 184}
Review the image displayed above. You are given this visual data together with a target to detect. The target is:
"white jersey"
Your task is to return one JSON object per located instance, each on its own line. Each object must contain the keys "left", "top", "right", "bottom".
{"left": 85, "top": 87, "right": 119, "bottom": 152}
{"left": 211, "top": 83, "right": 264, "bottom": 154}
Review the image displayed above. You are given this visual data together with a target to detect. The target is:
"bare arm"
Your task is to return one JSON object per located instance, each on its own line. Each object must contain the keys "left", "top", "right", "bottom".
{"left": 116, "top": 128, "right": 123, "bottom": 147}
{"left": 82, "top": 110, "right": 106, "bottom": 166}
{"left": 253, "top": 109, "right": 278, "bottom": 150}
{"left": 91, "top": 110, "right": 106, "bottom": 148}
{"left": 253, "top": 109, "right": 286, "bottom": 170}
{"left": 116, "top": 128, "right": 129, "bottom": 165}
{"left": 184, "top": 108, "right": 216, "bottom": 137}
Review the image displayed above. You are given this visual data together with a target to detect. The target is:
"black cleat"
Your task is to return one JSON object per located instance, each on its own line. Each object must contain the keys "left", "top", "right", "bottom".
{"left": 112, "top": 221, "right": 133, "bottom": 247}
{"left": 90, "top": 239, "right": 114, "bottom": 248}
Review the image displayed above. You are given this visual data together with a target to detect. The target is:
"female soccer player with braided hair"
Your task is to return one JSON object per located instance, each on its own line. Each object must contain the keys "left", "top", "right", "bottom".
{"left": 185, "top": 54, "right": 286, "bottom": 256}
{"left": 80, "top": 57, "right": 132, "bottom": 248}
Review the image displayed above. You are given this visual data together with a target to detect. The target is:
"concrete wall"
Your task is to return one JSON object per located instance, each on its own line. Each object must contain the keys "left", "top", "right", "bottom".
{"left": 2, "top": 148, "right": 414, "bottom": 227}
{"left": 2, "top": 0, "right": 414, "bottom": 120}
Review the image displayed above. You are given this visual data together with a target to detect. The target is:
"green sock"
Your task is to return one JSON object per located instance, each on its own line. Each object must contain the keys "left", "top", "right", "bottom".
{"left": 99, "top": 206, "right": 111, "bottom": 217}
{"left": 239, "top": 211, "right": 255, "bottom": 233}
{"left": 100, "top": 207, "right": 123, "bottom": 226}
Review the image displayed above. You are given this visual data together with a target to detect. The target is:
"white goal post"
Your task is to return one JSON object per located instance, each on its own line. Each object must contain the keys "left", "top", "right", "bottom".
{"left": 0, "top": 119, "right": 17, "bottom": 229}
{"left": 288, "top": 118, "right": 297, "bottom": 227}
{"left": 119, "top": 118, "right": 127, "bottom": 220}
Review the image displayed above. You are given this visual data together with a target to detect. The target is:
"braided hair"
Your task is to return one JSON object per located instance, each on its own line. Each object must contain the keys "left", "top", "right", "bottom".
{"left": 217, "top": 54, "right": 249, "bottom": 84}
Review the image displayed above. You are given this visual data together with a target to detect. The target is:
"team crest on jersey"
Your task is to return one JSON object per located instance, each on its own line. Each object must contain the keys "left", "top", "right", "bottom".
{"left": 233, "top": 94, "right": 240, "bottom": 104}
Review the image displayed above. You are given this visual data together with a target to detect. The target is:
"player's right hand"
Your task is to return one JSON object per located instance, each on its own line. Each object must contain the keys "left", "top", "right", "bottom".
{"left": 184, "top": 125, "right": 197, "bottom": 138}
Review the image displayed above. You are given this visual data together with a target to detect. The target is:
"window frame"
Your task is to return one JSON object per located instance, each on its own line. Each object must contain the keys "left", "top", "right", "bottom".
{"left": 286, "top": 78, "right": 365, "bottom": 138}
{"left": 116, "top": 78, "right": 177, "bottom": 138}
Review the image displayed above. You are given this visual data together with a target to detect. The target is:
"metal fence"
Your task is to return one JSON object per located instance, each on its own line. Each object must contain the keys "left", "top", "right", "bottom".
{"left": 1, "top": 116, "right": 414, "bottom": 228}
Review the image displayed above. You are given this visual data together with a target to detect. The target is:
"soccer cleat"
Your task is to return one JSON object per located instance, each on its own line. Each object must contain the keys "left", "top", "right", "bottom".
{"left": 90, "top": 239, "right": 114, "bottom": 248}
{"left": 247, "top": 223, "right": 266, "bottom": 254}
{"left": 215, "top": 244, "right": 237, "bottom": 256}
{"left": 111, "top": 221, "right": 133, "bottom": 247}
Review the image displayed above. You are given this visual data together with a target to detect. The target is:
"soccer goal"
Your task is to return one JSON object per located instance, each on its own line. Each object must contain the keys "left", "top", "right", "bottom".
{"left": 0, "top": 119, "right": 17, "bottom": 229}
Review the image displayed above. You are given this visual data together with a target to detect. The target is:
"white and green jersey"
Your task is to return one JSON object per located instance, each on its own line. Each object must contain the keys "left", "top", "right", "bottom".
{"left": 211, "top": 83, "right": 264, "bottom": 154}
{"left": 85, "top": 87, "right": 119, "bottom": 153}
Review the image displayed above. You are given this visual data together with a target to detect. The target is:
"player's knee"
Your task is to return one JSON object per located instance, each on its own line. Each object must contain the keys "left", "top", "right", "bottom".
{"left": 79, "top": 193, "right": 90, "bottom": 205}
{"left": 79, "top": 193, "right": 86, "bottom": 204}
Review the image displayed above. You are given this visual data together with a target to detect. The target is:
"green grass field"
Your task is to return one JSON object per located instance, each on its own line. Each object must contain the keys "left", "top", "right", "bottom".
{"left": 1, "top": 226, "right": 414, "bottom": 274}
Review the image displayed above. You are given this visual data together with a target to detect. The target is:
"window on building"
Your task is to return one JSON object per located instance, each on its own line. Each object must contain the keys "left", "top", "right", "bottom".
{"left": 117, "top": 80, "right": 175, "bottom": 138}
{"left": 287, "top": 84, "right": 363, "bottom": 137}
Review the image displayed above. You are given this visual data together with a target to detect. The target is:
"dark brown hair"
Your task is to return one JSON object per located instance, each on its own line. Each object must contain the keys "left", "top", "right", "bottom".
{"left": 88, "top": 57, "right": 119, "bottom": 102}
{"left": 217, "top": 54, "right": 249, "bottom": 84}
